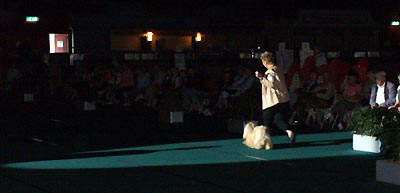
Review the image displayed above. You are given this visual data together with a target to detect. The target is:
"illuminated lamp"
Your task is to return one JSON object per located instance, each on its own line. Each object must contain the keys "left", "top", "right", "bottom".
{"left": 146, "top": 32, "right": 153, "bottom": 41}
{"left": 195, "top": 32, "right": 201, "bottom": 42}
{"left": 391, "top": 21, "right": 400, "bottom": 26}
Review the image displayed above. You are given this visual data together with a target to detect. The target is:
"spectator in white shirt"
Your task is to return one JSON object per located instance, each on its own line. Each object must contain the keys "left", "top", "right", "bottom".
{"left": 369, "top": 71, "right": 396, "bottom": 108}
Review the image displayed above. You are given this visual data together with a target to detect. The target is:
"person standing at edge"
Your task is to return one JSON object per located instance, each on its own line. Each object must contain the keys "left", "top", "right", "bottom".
{"left": 255, "top": 51, "right": 296, "bottom": 143}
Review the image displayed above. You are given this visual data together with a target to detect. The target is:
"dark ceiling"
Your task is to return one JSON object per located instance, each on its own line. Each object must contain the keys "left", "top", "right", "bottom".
{"left": 2, "top": 0, "right": 399, "bottom": 20}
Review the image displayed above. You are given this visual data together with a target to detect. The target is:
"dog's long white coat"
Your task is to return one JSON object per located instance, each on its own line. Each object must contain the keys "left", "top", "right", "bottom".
{"left": 243, "top": 122, "right": 273, "bottom": 150}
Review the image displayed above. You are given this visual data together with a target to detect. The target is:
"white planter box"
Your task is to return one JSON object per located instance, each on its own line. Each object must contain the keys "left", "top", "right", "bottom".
{"left": 376, "top": 160, "right": 400, "bottom": 186}
{"left": 84, "top": 101, "right": 96, "bottom": 111}
{"left": 352, "top": 134, "right": 381, "bottom": 153}
{"left": 24, "top": 93, "right": 34, "bottom": 102}
{"left": 170, "top": 112, "right": 183, "bottom": 123}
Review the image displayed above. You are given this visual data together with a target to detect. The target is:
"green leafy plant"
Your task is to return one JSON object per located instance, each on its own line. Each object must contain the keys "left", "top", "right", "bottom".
{"left": 349, "top": 107, "right": 389, "bottom": 136}
{"left": 349, "top": 107, "right": 400, "bottom": 160}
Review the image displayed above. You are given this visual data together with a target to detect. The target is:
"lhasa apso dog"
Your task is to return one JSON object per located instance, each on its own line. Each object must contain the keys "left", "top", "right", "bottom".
{"left": 243, "top": 122, "right": 273, "bottom": 150}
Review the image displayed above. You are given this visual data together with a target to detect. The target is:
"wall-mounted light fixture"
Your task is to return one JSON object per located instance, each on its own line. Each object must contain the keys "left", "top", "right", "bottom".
{"left": 391, "top": 21, "right": 400, "bottom": 26}
{"left": 195, "top": 32, "right": 202, "bottom": 42}
{"left": 146, "top": 32, "right": 153, "bottom": 41}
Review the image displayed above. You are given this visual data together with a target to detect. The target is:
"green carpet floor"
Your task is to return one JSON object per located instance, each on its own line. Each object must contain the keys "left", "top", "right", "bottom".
{"left": 1, "top": 132, "right": 400, "bottom": 192}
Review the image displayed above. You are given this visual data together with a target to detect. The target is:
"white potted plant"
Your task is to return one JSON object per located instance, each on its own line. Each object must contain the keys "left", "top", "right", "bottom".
{"left": 348, "top": 107, "right": 384, "bottom": 153}
{"left": 349, "top": 107, "right": 400, "bottom": 185}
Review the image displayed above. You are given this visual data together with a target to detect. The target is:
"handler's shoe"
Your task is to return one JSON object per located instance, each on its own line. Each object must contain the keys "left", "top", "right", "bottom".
{"left": 288, "top": 130, "right": 296, "bottom": 144}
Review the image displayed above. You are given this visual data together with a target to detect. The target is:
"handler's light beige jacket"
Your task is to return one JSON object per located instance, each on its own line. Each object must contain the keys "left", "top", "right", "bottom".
{"left": 259, "top": 66, "right": 290, "bottom": 109}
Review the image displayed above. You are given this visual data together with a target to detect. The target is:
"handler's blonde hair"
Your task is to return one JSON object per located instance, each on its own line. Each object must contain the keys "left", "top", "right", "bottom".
{"left": 260, "top": 51, "right": 274, "bottom": 64}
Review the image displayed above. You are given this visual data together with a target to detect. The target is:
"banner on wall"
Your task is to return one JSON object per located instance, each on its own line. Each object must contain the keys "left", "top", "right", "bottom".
{"left": 327, "top": 52, "right": 339, "bottom": 58}
{"left": 367, "top": 51, "right": 380, "bottom": 57}
{"left": 124, "top": 53, "right": 134, "bottom": 61}
{"left": 354, "top": 52, "right": 366, "bottom": 58}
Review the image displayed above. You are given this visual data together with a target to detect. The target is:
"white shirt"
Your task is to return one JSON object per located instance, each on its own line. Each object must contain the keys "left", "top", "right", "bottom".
{"left": 265, "top": 71, "right": 275, "bottom": 82}
{"left": 376, "top": 83, "right": 386, "bottom": 105}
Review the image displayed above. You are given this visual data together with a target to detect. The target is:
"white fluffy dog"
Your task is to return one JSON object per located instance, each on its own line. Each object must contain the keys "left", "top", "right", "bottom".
{"left": 243, "top": 122, "right": 273, "bottom": 150}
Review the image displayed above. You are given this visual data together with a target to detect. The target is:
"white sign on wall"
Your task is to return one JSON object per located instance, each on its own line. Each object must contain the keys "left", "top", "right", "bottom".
{"left": 124, "top": 53, "right": 134, "bottom": 61}
{"left": 57, "top": 41, "right": 64, "bottom": 48}
{"left": 327, "top": 52, "right": 339, "bottom": 58}
{"left": 354, "top": 52, "right": 366, "bottom": 58}
{"left": 368, "top": 51, "right": 380, "bottom": 57}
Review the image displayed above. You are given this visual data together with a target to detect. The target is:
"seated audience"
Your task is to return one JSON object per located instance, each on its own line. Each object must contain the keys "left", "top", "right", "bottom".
{"left": 231, "top": 68, "right": 255, "bottom": 97}
{"left": 304, "top": 73, "right": 336, "bottom": 128}
{"left": 341, "top": 73, "right": 362, "bottom": 104}
{"left": 328, "top": 57, "right": 351, "bottom": 90}
{"left": 134, "top": 67, "right": 152, "bottom": 100}
{"left": 302, "top": 72, "right": 318, "bottom": 92}
{"left": 353, "top": 58, "right": 369, "bottom": 83}
{"left": 182, "top": 68, "right": 205, "bottom": 112}
{"left": 309, "top": 72, "right": 336, "bottom": 109}
{"left": 361, "top": 70, "right": 376, "bottom": 106}
{"left": 314, "top": 47, "right": 328, "bottom": 68}
{"left": 331, "top": 72, "right": 363, "bottom": 129}
{"left": 216, "top": 68, "right": 255, "bottom": 109}
{"left": 121, "top": 63, "right": 135, "bottom": 106}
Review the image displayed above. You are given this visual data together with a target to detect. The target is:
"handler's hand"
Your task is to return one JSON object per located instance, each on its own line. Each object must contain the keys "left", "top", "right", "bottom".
{"left": 255, "top": 71, "right": 264, "bottom": 78}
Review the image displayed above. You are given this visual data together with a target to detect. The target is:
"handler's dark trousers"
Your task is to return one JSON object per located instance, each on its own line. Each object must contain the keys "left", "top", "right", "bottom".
{"left": 262, "top": 102, "right": 290, "bottom": 132}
